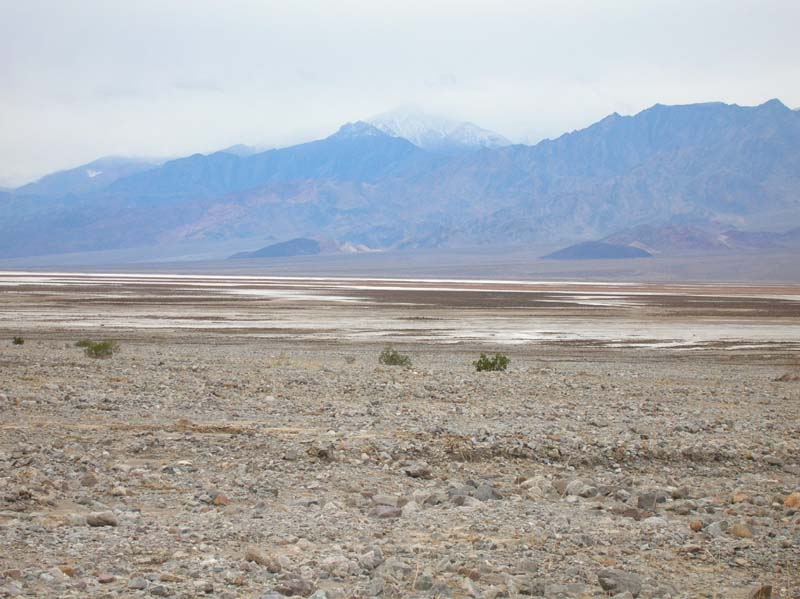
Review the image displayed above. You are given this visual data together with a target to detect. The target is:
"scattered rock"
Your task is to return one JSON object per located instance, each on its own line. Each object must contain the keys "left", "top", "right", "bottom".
{"left": 705, "top": 520, "right": 729, "bottom": 537}
{"left": 245, "top": 546, "right": 282, "bottom": 572}
{"left": 358, "top": 547, "right": 384, "bottom": 570}
{"left": 597, "top": 569, "right": 643, "bottom": 598}
{"left": 371, "top": 505, "right": 402, "bottom": 519}
{"left": 129, "top": 577, "right": 148, "bottom": 590}
{"left": 642, "top": 516, "right": 668, "bottom": 529}
{"left": 729, "top": 523, "right": 754, "bottom": 539}
{"left": 783, "top": 491, "right": 800, "bottom": 508}
{"left": 274, "top": 578, "right": 314, "bottom": 596}
{"left": 403, "top": 461, "right": 432, "bottom": 478}
{"left": 749, "top": 584, "right": 772, "bottom": 599}
{"left": 212, "top": 493, "right": 231, "bottom": 506}
{"left": 731, "top": 492, "right": 749, "bottom": 504}
{"left": 372, "top": 494, "right": 403, "bottom": 507}
{"left": 637, "top": 492, "right": 665, "bottom": 511}
{"left": 308, "top": 441, "right": 335, "bottom": 460}
{"left": 150, "top": 584, "right": 172, "bottom": 597}
{"left": 81, "top": 472, "right": 99, "bottom": 487}
{"left": 472, "top": 483, "right": 503, "bottom": 501}
{"left": 401, "top": 500, "right": 420, "bottom": 516}
{"left": 320, "top": 554, "right": 356, "bottom": 577}
{"left": 86, "top": 512, "right": 118, "bottom": 527}
{"left": 565, "top": 479, "right": 597, "bottom": 498}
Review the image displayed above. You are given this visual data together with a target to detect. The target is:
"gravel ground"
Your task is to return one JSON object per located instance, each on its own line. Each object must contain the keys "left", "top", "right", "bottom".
{"left": 1, "top": 277, "right": 799, "bottom": 598}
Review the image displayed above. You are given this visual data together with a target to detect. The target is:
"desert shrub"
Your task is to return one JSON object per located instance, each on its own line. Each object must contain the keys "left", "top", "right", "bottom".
{"left": 79, "top": 340, "right": 117, "bottom": 358}
{"left": 12, "top": 336, "right": 24, "bottom": 345}
{"left": 473, "top": 353, "right": 509, "bottom": 372}
{"left": 378, "top": 346, "right": 412, "bottom": 367}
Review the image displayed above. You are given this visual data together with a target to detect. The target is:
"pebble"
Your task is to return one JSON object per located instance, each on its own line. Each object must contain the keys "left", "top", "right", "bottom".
{"left": 274, "top": 578, "right": 314, "bottom": 596}
{"left": 783, "top": 491, "right": 800, "bottom": 508}
{"left": 403, "top": 461, "right": 432, "bottom": 479}
{"left": 150, "top": 584, "right": 172, "bottom": 596}
{"left": 371, "top": 505, "right": 402, "bottom": 518}
{"left": 642, "top": 516, "right": 668, "bottom": 528}
{"left": 597, "top": 569, "right": 643, "bottom": 598}
{"left": 729, "top": 523, "right": 754, "bottom": 539}
{"left": 749, "top": 584, "right": 772, "bottom": 599}
{"left": 129, "top": 577, "right": 148, "bottom": 590}
{"left": 245, "top": 546, "right": 282, "bottom": 573}
{"left": 86, "top": 512, "right": 118, "bottom": 527}
{"left": 565, "top": 479, "right": 597, "bottom": 498}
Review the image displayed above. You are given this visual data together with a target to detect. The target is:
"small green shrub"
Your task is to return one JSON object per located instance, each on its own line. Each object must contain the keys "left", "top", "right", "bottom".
{"left": 78, "top": 340, "right": 117, "bottom": 358}
{"left": 473, "top": 353, "right": 509, "bottom": 372}
{"left": 378, "top": 346, "right": 412, "bottom": 367}
{"left": 12, "top": 336, "right": 24, "bottom": 345}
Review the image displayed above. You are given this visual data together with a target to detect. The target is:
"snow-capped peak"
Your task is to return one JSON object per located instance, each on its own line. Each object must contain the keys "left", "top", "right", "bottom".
{"left": 329, "top": 121, "right": 388, "bottom": 140}
{"left": 367, "top": 106, "right": 510, "bottom": 152}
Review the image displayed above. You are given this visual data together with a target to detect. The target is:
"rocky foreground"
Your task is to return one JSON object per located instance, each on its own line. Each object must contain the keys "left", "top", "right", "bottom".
{"left": 1, "top": 336, "right": 799, "bottom": 598}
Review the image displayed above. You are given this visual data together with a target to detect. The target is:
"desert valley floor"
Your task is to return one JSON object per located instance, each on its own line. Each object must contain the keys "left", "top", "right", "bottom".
{"left": 0, "top": 272, "right": 798, "bottom": 598}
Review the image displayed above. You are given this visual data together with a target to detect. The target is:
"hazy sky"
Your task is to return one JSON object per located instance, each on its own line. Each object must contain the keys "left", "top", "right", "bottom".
{"left": 2, "top": 0, "right": 799, "bottom": 186}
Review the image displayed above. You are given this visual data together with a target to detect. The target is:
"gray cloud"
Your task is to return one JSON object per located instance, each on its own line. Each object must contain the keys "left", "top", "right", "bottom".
{"left": 1, "top": 0, "right": 799, "bottom": 185}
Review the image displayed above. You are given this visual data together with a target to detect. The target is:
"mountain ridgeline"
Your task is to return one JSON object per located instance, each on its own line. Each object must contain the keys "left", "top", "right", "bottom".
{"left": 2, "top": 100, "right": 799, "bottom": 259}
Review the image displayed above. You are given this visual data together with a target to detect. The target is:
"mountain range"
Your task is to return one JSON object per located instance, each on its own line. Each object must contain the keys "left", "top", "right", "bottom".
{"left": 1, "top": 100, "right": 799, "bottom": 261}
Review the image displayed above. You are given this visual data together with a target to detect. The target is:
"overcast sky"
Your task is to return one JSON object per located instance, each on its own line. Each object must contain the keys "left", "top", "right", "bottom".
{"left": 1, "top": 0, "right": 799, "bottom": 186}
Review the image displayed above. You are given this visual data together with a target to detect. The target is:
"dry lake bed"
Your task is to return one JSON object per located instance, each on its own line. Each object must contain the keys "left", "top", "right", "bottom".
{"left": 1, "top": 272, "right": 799, "bottom": 598}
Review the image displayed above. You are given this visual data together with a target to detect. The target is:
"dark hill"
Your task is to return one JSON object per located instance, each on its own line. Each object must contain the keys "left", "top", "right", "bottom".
{"left": 542, "top": 241, "right": 652, "bottom": 260}
{"left": 229, "top": 238, "right": 321, "bottom": 259}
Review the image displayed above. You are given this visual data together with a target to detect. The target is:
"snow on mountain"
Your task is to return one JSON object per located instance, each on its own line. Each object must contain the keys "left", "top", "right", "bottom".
{"left": 218, "top": 144, "right": 262, "bottom": 157}
{"left": 368, "top": 106, "right": 510, "bottom": 152}
{"left": 329, "top": 121, "right": 389, "bottom": 139}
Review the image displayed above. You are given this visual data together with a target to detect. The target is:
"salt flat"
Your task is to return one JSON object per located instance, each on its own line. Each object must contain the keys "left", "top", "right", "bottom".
{"left": 1, "top": 272, "right": 799, "bottom": 350}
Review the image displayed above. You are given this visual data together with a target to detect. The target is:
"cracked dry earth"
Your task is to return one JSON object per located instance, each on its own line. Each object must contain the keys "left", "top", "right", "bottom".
{"left": 0, "top": 276, "right": 799, "bottom": 599}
